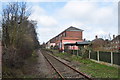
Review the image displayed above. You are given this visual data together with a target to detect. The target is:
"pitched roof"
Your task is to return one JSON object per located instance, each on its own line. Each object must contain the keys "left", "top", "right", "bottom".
{"left": 46, "top": 26, "right": 83, "bottom": 43}
{"left": 64, "top": 41, "right": 90, "bottom": 46}
{"left": 76, "top": 41, "right": 91, "bottom": 45}
{"left": 63, "top": 37, "right": 81, "bottom": 40}
{"left": 65, "top": 26, "right": 83, "bottom": 31}
{"left": 92, "top": 38, "right": 104, "bottom": 42}
{"left": 112, "top": 35, "right": 120, "bottom": 41}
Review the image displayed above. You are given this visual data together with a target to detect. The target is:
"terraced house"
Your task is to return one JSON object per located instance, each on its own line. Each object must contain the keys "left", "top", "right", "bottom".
{"left": 46, "top": 26, "right": 84, "bottom": 51}
{"left": 110, "top": 35, "right": 120, "bottom": 52}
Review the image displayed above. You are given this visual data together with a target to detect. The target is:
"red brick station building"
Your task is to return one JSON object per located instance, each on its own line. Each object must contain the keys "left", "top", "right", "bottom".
{"left": 46, "top": 26, "right": 89, "bottom": 51}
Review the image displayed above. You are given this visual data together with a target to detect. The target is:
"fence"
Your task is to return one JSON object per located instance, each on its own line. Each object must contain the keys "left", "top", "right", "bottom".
{"left": 68, "top": 50, "right": 120, "bottom": 66}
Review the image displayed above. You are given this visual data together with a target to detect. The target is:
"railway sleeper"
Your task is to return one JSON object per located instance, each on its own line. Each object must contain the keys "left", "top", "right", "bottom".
{"left": 63, "top": 73, "right": 81, "bottom": 78}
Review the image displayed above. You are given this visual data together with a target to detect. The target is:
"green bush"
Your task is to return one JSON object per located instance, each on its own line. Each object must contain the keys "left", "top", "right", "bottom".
{"left": 79, "top": 47, "right": 89, "bottom": 59}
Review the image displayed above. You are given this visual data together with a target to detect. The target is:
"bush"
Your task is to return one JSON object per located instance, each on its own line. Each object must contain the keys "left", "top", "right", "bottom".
{"left": 80, "top": 47, "right": 89, "bottom": 59}
{"left": 2, "top": 2, "right": 39, "bottom": 69}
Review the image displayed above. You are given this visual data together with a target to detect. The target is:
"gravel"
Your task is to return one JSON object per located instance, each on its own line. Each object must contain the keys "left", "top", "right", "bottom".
{"left": 42, "top": 50, "right": 84, "bottom": 78}
{"left": 22, "top": 49, "right": 57, "bottom": 78}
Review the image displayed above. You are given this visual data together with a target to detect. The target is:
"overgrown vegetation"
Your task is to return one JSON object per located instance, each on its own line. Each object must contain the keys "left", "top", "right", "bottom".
{"left": 79, "top": 46, "right": 89, "bottom": 59}
{"left": 49, "top": 49, "right": 119, "bottom": 78}
{"left": 2, "top": 2, "right": 39, "bottom": 78}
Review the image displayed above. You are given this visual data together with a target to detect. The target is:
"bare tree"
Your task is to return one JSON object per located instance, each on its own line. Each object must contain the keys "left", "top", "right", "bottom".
{"left": 108, "top": 33, "right": 111, "bottom": 40}
{"left": 2, "top": 2, "right": 39, "bottom": 72}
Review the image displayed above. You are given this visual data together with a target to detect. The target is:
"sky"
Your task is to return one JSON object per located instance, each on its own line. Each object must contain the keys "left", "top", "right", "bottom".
{"left": 0, "top": 0, "right": 119, "bottom": 43}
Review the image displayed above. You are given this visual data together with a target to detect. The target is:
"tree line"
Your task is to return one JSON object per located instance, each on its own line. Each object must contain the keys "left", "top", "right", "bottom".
{"left": 2, "top": 2, "right": 39, "bottom": 71}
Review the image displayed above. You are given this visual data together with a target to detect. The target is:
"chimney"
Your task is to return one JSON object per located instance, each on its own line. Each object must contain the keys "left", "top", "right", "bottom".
{"left": 84, "top": 38, "right": 86, "bottom": 41}
{"left": 113, "top": 35, "right": 115, "bottom": 39}
{"left": 95, "top": 35, "right": 98, "bottom": 39}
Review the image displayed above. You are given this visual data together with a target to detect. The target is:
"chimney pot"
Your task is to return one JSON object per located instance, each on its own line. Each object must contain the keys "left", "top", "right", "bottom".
{"left": 84, "top": 38, "right": 86, "bottom": 41}
{"left": 113, "top": 35, "right": 115, "bottom": 39}
{"left": 95, "top": 35, "right": 98, "bottom": 39}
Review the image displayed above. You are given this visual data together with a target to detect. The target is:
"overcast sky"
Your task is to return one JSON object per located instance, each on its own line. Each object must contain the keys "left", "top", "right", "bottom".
{"left": 1, "top": 0, "right": 119, "bottom": 43}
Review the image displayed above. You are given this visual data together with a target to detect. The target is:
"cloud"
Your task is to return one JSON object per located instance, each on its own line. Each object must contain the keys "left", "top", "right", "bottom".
{"left": 58, "top": 1, "right": 96, "bottom": 19}
{"left": 38, "top": 16, "right": 58, "bottom": 27}
{"left": 1, "top": 0, "right": 119, "bottom": 2}
{"left": 28, "top": 5, "right": 59, "bottom": 42}
{"left": 36, "top": 27, "right": 60, "bottom": 42}
{"left": 28, "top": 1, "right": 118, "bottom": 43}
{"left": 58, "top": 1, "right": 117, "bottom": 24}
{"left": 56, "top": 1, "right": 118, "bottom": 41}
{"left": 1, "top": 1, "right": 118, "bottom": 43}
{"left": 31, "top": 5, "right": 46, "bottom": 14}
{"left": 29, "top": 5, "right": 58, "bottom": 27}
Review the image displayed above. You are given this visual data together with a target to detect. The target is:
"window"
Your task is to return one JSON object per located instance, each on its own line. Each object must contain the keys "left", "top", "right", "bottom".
{"left": 118, "top": 41, "right": 119, "bottom": 43}
{"left": 63, "top": 32, "right": 66, "bottom": 37}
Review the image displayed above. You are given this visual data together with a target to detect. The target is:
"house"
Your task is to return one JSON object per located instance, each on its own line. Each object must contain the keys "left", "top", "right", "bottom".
{"left": 46, "top": 26, "right": 84, "bottom": 51}
{"left": 91, "top": 35, "right": 120, "bottom": 52}
{"left": 110, "top": 35, "right": 120, "bottom": 52}
{"left": 46, "top": 38, "right": 55, "bottom": 49}
{"left": 91, "top": 35, "right": 105, "bottom": 51}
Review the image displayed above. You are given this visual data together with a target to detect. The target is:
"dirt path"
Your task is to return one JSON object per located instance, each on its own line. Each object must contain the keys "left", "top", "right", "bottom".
{"left": 38, "top": 49, "right": 58, "bottom": 78}
{"left": 23, "top": 49, "right": 83, "bottom": 78}
{"left": 35, "top": 49, "right": 51, "bottom": 77}
{"left": 23, "top": 49, "right": 56, "bottom": 78}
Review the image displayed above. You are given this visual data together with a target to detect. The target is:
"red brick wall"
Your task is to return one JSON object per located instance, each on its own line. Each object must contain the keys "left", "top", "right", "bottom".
{"left": 49, "top": 31, "right": 83, "bottom": 46}
{"left": 66, "top": 31, "right": 82, "bottom": 40}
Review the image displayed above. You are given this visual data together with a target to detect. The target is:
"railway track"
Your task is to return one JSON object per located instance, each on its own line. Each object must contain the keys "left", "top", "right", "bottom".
{"left": 40, "top": 49, "right": 93, "bottom": 80}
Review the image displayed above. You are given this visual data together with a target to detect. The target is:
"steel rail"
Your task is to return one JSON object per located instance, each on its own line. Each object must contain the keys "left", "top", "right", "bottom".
{"left": 48, "top": 53, "right": 93, "bottom": 80}
{"left": 42, "top": 52, "right": 65, "bottom": 80}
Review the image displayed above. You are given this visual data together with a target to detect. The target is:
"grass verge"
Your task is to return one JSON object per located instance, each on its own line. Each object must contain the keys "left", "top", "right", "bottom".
{"left": 50, "top": 49, "right": 119, "bottom": 78}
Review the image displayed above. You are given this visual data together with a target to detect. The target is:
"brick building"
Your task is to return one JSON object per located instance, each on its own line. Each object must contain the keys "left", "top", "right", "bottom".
{"left": 110, "top": 35, "right": 120, "bottom": 52}
{"left": 91, "top": 35, "right": 105, "bottom": 51}
{"left": 91, "top": 35, "right": 120, "bottom": 52}
{"left": 46, "top": 26, "right": 84, "bottom": 50}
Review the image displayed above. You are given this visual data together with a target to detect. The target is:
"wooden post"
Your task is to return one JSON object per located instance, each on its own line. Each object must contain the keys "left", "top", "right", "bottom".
{"left": 73, "top": 49, "right": 74, "bottom": 55}
{"left": 72, "top": 46, "right": 74, "bottom": 55}
{"left": 111, "top": 52, "right": 113, "bottom": 65}
{"left": 73, "top": 46, "right": 75, "bottom": 55}
{"left": 97, "top": 51, "right": 99, "bottom": 62}
{"left": 77, "top": 50, "right": 79, "bottom": 56}
{"left": 89, "top": 50, "right": 91, "bottom": 59}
